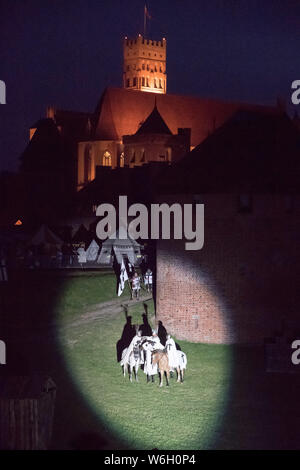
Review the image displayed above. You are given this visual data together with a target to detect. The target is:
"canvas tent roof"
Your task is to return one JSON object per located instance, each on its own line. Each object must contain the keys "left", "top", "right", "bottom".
{"left": 86, "top": 239, "right": 100, "bottom": 261}
{"left": 100, "top": 227, "right": 141, "bottom": 248}
{"left": 30, "top": 225, "right": 62, "bottom": 246}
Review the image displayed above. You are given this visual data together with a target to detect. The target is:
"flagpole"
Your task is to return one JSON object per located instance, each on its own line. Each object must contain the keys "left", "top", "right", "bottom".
{"left": 144, "top": 5, "right": 146, "bottom": 38}
{"left": 128, "top": 278, "right": 133, "bottom": 299}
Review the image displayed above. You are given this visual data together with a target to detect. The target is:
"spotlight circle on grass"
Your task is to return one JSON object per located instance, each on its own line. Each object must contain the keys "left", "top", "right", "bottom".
{"left": 58, "top": 271, "right": 232, "bottom": 449}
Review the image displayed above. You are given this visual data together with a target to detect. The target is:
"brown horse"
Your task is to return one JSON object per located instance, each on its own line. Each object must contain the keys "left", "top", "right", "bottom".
{"left": 152, "top": 350, "right": 170, "bottom": 387}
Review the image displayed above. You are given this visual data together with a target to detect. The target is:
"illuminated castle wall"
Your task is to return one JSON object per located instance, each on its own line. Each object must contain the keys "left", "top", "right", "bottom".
{"left": 123, "top": 35, "right": 167, "bottom": 94}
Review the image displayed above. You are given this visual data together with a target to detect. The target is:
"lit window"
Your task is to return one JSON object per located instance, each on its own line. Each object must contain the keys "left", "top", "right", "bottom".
{"left": 103, "top": 151, "right": 112, "bottom": 167}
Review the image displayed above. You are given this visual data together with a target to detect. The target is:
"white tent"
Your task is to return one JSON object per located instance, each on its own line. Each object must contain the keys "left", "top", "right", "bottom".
{"left": 30, "top": 225, "right": 62, "bottom": 246}
{"left": 97, "top": 227, "right": 141, "bottom": 265}
{"left": 86, "top": 239, "right": 100, "bottom": 262}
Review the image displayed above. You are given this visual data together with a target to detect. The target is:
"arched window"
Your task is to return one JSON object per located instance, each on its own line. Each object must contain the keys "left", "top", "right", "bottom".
{"left": 103, "top": 150, "right": 112, "bottom": 167}
{"left": 84, "top": 144, "right": 92, "bottom": 183}
{"left": 119, "top": 152, "right": 124, "bottom": 168}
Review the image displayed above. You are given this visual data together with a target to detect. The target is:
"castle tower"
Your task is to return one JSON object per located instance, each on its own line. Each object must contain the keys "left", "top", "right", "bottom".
{"left": 123, "top": 35, "right": 167, "bottom": 94}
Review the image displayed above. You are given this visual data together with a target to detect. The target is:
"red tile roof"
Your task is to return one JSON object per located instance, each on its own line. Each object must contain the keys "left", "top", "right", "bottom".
{"left": 94, "top": 87, "right": 280, "bottom": 147}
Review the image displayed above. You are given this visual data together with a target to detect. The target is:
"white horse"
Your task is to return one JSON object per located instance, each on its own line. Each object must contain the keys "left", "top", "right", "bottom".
{"left": 121, "top": 343, "right": 144, "bottom": 382}
{"left": 177, "top": 350, "right": 187, "bottom": 382}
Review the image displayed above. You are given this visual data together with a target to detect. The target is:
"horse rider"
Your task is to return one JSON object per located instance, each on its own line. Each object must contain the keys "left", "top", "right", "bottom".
{"left": 131, "top": 272, "right": 141, "bottom": 300}
{"left": 142, "top": 329, "right": 164, "bottom": 383}
{"left": 165, "top": 334, "right": 180, "bottom": 372}
{"left": 120, "top": 328, "right": 143, "bottom": 368}
{"left": 150, "top": 329, "right": 165, "bottom": 350}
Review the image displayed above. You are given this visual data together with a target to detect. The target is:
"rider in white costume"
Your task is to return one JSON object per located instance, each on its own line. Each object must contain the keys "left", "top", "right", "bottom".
{"left": 165, "top": 334, "right": 180, "bottom": 369}
{"left": 142, "top": 329, "right": 164, "bottom": 383}
{"left": 120, "top": 329, "right": 143, "bottom": 367}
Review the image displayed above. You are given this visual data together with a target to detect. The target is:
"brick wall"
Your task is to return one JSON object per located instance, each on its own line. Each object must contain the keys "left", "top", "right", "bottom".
{"left": 156, "top": 194, "right": 300, "bottom": 344}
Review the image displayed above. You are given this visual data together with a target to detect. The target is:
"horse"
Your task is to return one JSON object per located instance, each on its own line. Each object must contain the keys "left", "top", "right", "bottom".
{"left": 176, "top": 350, "right": 187, "bottom": 382}
{"left": 152, "top": 350, "right": 170, "bottom": 387}
{"left": 121, "top": 343, "right": 143, "bottom": 382}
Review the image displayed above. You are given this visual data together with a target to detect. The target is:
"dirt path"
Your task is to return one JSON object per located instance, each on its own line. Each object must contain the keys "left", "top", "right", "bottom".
{"left": 64, "top": 294, "right": 153, "bottom": 329}
{"left": 6, "top": 294, "right": 153, "bottom": 344}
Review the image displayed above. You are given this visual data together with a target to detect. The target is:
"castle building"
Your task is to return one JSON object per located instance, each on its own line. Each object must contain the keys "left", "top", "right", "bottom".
{"left": 23, "top": 33, "right": 281, "bottom": 198}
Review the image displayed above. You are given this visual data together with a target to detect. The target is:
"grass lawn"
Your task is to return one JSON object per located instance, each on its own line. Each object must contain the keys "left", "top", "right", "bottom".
{"left": 2, "top": 270, "right": 300, "bottom": 449}
{"left": 58, "top": 296, "right": 232, "bottom": 450}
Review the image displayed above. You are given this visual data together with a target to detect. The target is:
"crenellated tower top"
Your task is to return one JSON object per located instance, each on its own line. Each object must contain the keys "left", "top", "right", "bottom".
{"left": 123, "top": 34, "right": 167, "bottom": 94}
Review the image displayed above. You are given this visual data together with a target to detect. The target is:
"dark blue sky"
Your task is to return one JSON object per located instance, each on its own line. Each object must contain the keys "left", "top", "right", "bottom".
{"left": 1, "top": 0, "right": 300, "bottom": 171}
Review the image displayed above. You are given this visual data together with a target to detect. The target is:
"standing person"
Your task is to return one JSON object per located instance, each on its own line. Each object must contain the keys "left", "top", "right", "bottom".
{"left": 77, "top": 244, "right": 87, "bottom": 268}
{"left": 144, "top": 268, "right": 153, "bottom": 293}
{"left": 131, "top": 272, "right": 141, "bottom": 300}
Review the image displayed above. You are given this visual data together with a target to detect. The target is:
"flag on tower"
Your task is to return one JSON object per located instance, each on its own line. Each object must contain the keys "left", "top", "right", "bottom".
{"left": 144, "top": 4, "right": 151, "bottom": 19}
{"left": 118, "top": 258, "right": 129, "bottom": 296}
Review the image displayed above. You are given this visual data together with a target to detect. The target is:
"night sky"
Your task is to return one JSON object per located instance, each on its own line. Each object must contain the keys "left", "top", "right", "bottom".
{"left": 0, "top": 0, "right": 300, "bottom": 171}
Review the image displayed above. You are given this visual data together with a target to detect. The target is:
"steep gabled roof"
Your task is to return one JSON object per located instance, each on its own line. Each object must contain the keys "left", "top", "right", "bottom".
{"left": 135, "top": 104, "right": 172, "bottom": 135}
{"left": 93, "top": 87, "right": 280, "bottom": 147}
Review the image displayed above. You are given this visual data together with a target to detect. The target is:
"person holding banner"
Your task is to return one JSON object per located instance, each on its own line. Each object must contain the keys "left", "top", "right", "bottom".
{"left": 118, "top": 258, "right": 129, "bottom": 296}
